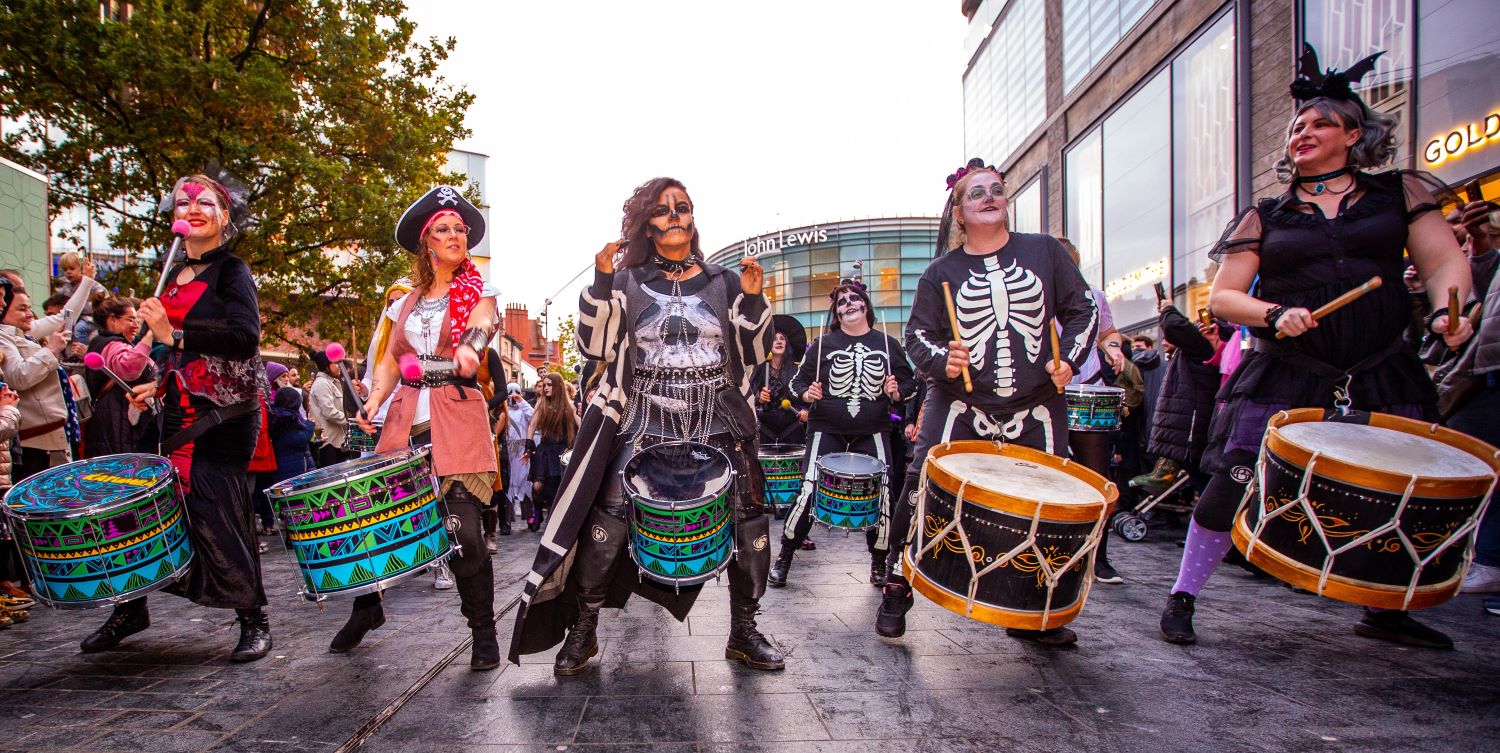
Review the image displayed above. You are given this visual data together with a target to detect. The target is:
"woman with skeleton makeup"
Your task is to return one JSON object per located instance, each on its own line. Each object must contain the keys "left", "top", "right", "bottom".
{"left": 509, "top": 177, "right": 783, "bottom": 674}
{"left": 876, "top": 158, "right": 1099, "bottom": 646}
{"left": 771, "top": 280, "right": 914, "bottom": 588}
{"left": 80, "top": 174, "right": 274, "bottom": 663}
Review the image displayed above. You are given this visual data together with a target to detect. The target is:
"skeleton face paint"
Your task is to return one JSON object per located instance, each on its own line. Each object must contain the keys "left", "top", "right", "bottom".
{"left": 647, "top": 187, "right": 695, "bottom": 251}
{"left": 835, "top": 290, "right": 868, "bottom": 327}
{"left": 958, "top": 173, "right": 1008, "bottom": 230}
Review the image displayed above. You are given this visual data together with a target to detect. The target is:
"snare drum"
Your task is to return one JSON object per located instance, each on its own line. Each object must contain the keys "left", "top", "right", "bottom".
{"left": 2, "top": 454, "right": 191, "bottom": 608}
{"left": 813, "top": 452, "right": 886, "bottom": 531}
{"left": 905, "top": 441, "right": 1117, "bottom": 630}
{"left": 1234, "top": 409, "right": 1500, "bottom": 610}
{"left": 268, "top": 447, "right": 450, "bottom": 601}
{"left": 622, "top": 441, "right": 736, "bottom": 589}
{"left": 758, "top": 443, "right": 804, "bottom": 514}
{"left": 1065, "top": 385, "right": 1124, "bottom": 432}
{"left": 346, "top": 420, "right": 382, "bottom": 454}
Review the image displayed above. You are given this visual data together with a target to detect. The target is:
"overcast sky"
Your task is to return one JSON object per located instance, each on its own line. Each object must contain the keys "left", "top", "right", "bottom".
{"left": 404, "top": 1, "right": 968, "bottom": 316}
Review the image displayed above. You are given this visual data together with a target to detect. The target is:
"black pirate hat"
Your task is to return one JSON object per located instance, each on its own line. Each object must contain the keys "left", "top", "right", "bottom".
{"left": 771, "top": 314, "right": 807, "bottom": 356}
{"left": 395, "top": 185, "right": 486, "bottom": 253}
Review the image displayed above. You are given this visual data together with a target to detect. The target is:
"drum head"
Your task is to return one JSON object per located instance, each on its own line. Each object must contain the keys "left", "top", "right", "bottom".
{"left": 5, "top": 454, "right": 174, "bottom": 517}
{"left": 1278, "top": 422, "right": 1493, "bottom": 479}
{"left": 819, "top": 452, "right": 886, "bottom": 476}
{"left": 1065, "top": 384, "right": 1124, "bottom": 398}
{"left": 268, "top": 448, "right": 428, "bottom": 498}
{"left": 623, "top": 442, "right": 732, "bottom": 506}
{"left": 760, "top": 443, "right": 804, "bottom": 458}
{"left": 930, "top": 452, "right": 1105, "bottom": 505}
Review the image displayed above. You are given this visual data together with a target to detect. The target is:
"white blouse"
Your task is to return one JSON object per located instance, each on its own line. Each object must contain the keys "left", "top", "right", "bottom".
{"left": 385, "top": 281, "right": 500, "bottom": 425}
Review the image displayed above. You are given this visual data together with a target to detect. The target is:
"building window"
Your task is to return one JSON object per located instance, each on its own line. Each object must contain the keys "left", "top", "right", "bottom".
{"left": 1415, "top": 0, "right": 1500, "bottom": 185}
{"left": 1172, "top": 13, "right": 1236, "bottom": 317}
{"left": 1066, "top": 12, "right": 1236, "bottom": 330}
{"left": 1301, "top": 0, "right": 1415, "bottom": 166}
{"left": 1063, "top": 0, "right": 1155, "bottom": 94}
{"left": 963, "top": 0, "right": 1046, "bottom": 164}
{"left": 1011, "top": 174, "right": 1044, "bottom": 234}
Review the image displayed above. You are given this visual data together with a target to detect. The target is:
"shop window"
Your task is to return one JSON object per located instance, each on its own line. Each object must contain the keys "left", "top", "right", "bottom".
{"left": 1172, "top": 13, "right": 1235, "bottom": 314}
{"left": 1063, "top": 0, "right": 1155, "bottom": 94}
{"left": 1065, "top": 129, "right": 1104, "bottom": 287}
{"left": 1415, "top": 0, "right": 1500, "bottom": 185}
{"left": 1011, "top": 175, "right": 1044, "bottom": 234}
{"left": 1302, "top": 0, "right": 1415, "bottom": 166}
{"left": 963, "top": 0, "right": 1046, "bottom": 163}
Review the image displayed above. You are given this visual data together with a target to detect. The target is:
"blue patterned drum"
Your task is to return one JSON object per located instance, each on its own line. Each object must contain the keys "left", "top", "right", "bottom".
{"left": 814, "top": 452, "right": 886, "bottom": 531}
{"left": 759, "top": 443, "right": 804, "bottom": 514}
{"left": 2, "top": 454, "right": 191, "bottom": 609}
{"left": 622, "top": 441, "right": 736, "bottom": 589}
{"left": 1065, "top": 385, "right": 1124, "bottom": 432}
{"left": 267, "top": 447, "right": 450, "bottom": 601}
{"left": 346, "top": 420, "right": 382, "bottom": 454}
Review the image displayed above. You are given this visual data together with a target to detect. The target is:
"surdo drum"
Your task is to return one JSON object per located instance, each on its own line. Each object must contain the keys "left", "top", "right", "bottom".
{"left": 3, "top": 454, "right": 191, "bottom": 608}
{"left": 1064, "top": 384, "right": 1124, "bottom": 432}
{"left": 268, "top": 447, "right": 451, "bottom": 601}
{"left": 1233, "top": 409, "right": 1500, "bottom": 610}
{"left": 758, "top": 443, "right": 804, "bottom": 515}
{"left": 905, "top": 441, "right": 1117, "bottom": 630}
{"left": 813, "top": 452, "right": 886, "bottom": 531}
{"left": 621, "top": 441, "right": 736, "bottom": 590}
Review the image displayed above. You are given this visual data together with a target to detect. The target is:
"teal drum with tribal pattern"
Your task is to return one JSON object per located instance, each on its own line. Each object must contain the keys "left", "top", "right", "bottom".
{"left": 3, "top": 454, "right": 191, "bottom": 609}
{"left": 268, "top": 447, "right": 450, "bottom": 601}
{"left": 622, "top": 441, "right": 736, "bottom": 589}
{"left": 758, "top": 443, "right": 804, "bottom": 514}
{"left": 814, "top": 452, "right": 886, "bottom": 531}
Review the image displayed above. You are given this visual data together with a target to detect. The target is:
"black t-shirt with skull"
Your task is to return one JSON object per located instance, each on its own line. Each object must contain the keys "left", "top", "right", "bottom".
{"left": 791, "top": 328, "right": 915, "bottom": 435}
{"left": 905, "top": 233, "right": 1098, "bottom": 418}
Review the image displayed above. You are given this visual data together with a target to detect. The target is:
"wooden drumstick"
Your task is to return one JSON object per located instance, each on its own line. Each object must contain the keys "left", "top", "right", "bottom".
{"left": 1274, "top": 276, "right": 1383, "bottom": 339}
{"left": 940, "top": 281, "right": 973, "bottom": 394}
{"left": 1446, "top": 285, "right": 1461, "bottom": 349}
{"left": 1049, "top": 318, "right": 1063, "bottom": 394}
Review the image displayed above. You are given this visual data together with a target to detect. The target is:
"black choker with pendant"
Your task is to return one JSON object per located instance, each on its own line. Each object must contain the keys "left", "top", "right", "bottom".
{"left": 1297, "top": 167, "right": 1354, "bottom": 196}
{"left": 652, "top": 253, "right": 693, "bottom": 275}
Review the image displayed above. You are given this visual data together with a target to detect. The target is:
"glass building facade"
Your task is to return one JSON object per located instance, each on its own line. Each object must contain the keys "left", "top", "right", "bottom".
{"left": 706, "top": 217, "right": 940, "bottom": 339}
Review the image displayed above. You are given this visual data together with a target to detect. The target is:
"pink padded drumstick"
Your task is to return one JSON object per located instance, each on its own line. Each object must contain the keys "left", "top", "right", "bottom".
{"left": 399, "top": 353, "right": 422, "bottom": 382}
{"left": 83, "top": 352, "right": 155, "bottom": 411}
{"left": 324, "top": 342, "right": 370, "bottom": 421}
{"left": 131, "top": 220, "right": 195, "bottom": 346}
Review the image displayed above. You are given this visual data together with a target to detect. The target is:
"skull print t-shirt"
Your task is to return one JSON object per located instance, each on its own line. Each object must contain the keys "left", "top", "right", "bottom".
{"left": 905, "top": 233, "right": 1098, "bottom": 417}
{"left": 791, "top": 328, "right": 915, "bottom": 435}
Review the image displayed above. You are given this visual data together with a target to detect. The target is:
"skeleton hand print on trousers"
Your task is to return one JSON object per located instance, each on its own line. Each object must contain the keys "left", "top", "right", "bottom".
{"left": 955, "top": 256, "right": 1044, "bottom": 397}
{"left": 827, "top": 342, "right": 888, "bottom": 418}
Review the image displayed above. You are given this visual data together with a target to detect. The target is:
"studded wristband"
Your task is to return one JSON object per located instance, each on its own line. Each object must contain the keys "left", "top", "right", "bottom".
{"left": 1263, "top": 304, "right": 1289, "bottom": 329}
{"left": 457, "top": 326, "right": 491, "bottom": 353}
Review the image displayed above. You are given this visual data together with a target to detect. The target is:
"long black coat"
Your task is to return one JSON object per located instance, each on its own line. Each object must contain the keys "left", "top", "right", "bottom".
{"left": 1146, "top": 306, "right": 1222, "bottom": 464}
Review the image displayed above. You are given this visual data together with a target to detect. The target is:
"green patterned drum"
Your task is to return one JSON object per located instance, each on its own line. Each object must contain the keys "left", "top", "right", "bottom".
{"left": 759, "top": 443, "right": 804, "bottom": 513}
{"left": 267, "top": 447, "right": 450, "bottom": 601}
{"left": 622, "top": 441, "right": 736, "bottom": 589}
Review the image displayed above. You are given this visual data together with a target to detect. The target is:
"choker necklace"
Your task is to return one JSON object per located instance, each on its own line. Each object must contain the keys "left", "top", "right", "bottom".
{"left": 652, "top": 253, "right": 692, "bottom": 275}
{"left": 1297, "top": 167, "right": 1353, "bottom": 196}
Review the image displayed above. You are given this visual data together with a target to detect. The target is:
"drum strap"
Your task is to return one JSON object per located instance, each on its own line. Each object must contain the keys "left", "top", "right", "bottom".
{"left": 1253, "top": 336, "right": 1404, "bottom": 403}
{"left": 160, "top": 397, "right": 259, "bottom": 456}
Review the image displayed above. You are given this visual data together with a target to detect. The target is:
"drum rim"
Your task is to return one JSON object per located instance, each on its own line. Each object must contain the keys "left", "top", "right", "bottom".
{"left": 2, "top": 453, "right": 177, "bottom": 521}
{"left": 1229, "top": 515, "right": 1462, "bottom": 611}
{"left": 902, "top": 550, "right": 1085, "bottom": 631}
{"left": 266, "top": 446, "right": 432, "bottom": 501}
{"left": 621, "top": 441, "right": 735, "bottom": 509}
{"left": 1064, "top": 384, "right": 1125, "bottom": 396}
{"left": 815, "top": 451, "right": 887, "bottom": 477}
{"left": 1267, "top": 409, "right": 1500, "bottom": 498}
{"left": 759, "top": 443, "right": 805, "bottom": 458}
{"left": 924, "top": 441, "right": 1116, "bottom": 522}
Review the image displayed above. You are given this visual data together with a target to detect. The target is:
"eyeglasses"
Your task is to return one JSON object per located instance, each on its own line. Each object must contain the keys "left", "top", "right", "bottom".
{"left": 965, "top": 183, "right": 1006, "bottom": 201}
{"left": 429, "top": 224, "right": 469, "bottom": 237}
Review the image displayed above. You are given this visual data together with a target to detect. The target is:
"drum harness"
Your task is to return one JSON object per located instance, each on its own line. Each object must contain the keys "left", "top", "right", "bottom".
{"left": 1253, "top": 335, "right": 1406, "bottom": 416}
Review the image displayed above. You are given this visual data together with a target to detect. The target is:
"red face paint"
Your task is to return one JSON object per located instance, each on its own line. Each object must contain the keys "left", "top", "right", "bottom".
{"left": 182, "top": 182, "right": 205, "bottom": 200}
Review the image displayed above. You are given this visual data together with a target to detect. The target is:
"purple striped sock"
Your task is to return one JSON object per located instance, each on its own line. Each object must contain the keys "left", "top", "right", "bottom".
{"left": 1171, "top": 520, "right": 1234, "bottom": 596}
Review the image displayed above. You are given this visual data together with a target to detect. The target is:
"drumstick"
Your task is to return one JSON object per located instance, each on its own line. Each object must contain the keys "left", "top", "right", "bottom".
{"left": 1446, "top": 286, "right": 1461, "bottom": 351}
{"left": 940, "top": 281, "right": 972, "bottom": 394}
{"left": 1274, "top": 276, "right": 1383, "bottom": 340}
{"left": 1048, "top": 317, "right": 1065, "bottom": 394}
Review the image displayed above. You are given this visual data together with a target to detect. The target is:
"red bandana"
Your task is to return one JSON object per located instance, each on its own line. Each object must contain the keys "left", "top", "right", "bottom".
{"left": 448, "top": 258, "right": 486, "bottom": 348}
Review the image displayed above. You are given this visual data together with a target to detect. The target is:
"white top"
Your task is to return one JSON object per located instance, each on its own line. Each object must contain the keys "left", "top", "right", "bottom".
{"left": 931, "top": 452, "right": 1105, "bottom": 504}
{"left": 385, "top": 282, "right": 500, "bottom": 425}
{"left": 1278, "top": 422, "right": 1494, "bottom": 479}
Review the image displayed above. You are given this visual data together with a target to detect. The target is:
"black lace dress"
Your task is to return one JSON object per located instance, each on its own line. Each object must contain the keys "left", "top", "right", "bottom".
{"left": 1202, "top": 170, "right": 1443, "bottom": 471}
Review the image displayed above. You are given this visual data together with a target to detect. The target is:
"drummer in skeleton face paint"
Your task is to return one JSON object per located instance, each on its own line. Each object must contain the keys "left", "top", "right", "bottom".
{"left": 770, "top": 279, "right": 914, "bottom": 589}
{"left": 509, "top": 177, "right": 784, "bottom": 675}
{"left": 876, "top": 158, "right": 1099, "bottom": 645}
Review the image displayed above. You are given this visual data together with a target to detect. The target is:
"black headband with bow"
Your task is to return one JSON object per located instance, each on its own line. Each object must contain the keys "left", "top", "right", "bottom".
{"left": 1289, "top": 43, "right": 1383, "bottom": 104}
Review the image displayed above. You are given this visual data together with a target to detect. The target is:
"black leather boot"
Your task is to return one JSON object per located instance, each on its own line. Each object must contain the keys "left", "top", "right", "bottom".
{"left": 456, "top": 567, "right": 500, "bottom": 671}
{"left": 869, "top": 552, "right": 888, "bottom": 587}
{"left": 80, "top": 597, "right": 149, "bottom": 653}
{"left": 725, "top": 597, "right": 784, "bottom": 670}
{"left": 329, "top": 594, "right": 385, "bottom": 653}
{"left": 767, "top": 543, "right": 796, "bottom": 588}
{"left": 230, "top": 608, "right": 272, "bottom": 662}
{"left": 553, "top": 596, "right": 601, "bottom": 676}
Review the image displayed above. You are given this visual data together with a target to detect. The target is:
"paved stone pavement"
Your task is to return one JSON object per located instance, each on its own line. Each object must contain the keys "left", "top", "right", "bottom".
{"left": 1, "top": 519, "right": 1497, "bottom": 753}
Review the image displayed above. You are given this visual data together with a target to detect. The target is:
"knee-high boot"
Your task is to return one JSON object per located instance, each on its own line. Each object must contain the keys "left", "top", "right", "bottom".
{"left": 456, "top": 566, "right": 499, "bottom": 670}
{"left": 725, "top": 514, "right": 783, "bottom": 670}
{"left": 555, "top": 509, "right": 627, "bottom": 676}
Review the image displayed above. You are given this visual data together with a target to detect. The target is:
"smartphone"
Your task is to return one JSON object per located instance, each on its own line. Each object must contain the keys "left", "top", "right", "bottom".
{"left": 1154, "top": 282, "right": 1168, "bottom": 302}
{"left": 1464, "top": 179, "right": 1484, "bottom": 204}
{"left": 1198, "top": 308, "right": 1212, "bottom": 327}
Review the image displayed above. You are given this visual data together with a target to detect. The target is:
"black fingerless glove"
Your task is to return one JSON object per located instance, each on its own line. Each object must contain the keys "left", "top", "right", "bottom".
{"left": 524, "top": 438, "right": 537, "bottom": 453}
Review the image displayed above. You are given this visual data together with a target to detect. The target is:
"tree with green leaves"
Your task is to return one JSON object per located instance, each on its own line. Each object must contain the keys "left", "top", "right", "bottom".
{"left": 0, "top": 0, "right": 474, "bottom": 351}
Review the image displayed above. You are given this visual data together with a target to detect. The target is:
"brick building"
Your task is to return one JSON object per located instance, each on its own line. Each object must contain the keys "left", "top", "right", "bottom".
{"left": 503, "top": 302, "right": 559, "bottom": 369}
{"left": 963, "top": 0, "right": 1500, "bottom": 332}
